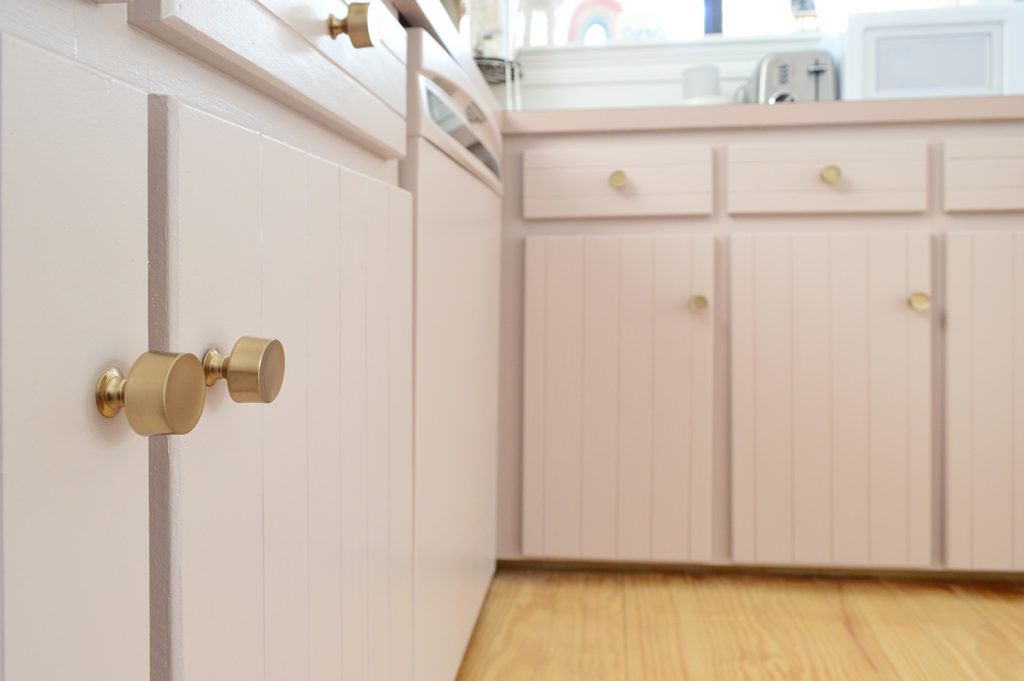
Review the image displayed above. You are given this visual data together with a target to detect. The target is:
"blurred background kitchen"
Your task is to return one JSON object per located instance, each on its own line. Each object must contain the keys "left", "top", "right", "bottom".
{"left": 434, "top": 0, "right": 1024, "bottom": 110}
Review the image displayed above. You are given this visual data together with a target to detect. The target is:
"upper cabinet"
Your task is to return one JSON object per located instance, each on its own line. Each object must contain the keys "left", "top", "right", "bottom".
{"left": 727, "top": 141, "right": 928, "bottom": 215}
{"left": 129, "top": 0, "right": 408, "bottom": 158}
{"left": 522, "top": 235, "right": 716, "bottom": 563}
{"left": 946, "top": 231, "right": 1024, "bottom": 572}
{"left": 731, "top": 232, "right": 934, "bottom": 569}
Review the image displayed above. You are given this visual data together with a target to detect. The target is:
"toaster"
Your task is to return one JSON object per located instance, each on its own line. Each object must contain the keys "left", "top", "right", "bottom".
{"left": 751, "top": 51, "right": 838, "bottom": 104}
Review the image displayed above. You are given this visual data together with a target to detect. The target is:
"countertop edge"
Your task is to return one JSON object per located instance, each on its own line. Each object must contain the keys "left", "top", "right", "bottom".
{"left": 502, "top": 96, "right": 1024, "bottom": 135}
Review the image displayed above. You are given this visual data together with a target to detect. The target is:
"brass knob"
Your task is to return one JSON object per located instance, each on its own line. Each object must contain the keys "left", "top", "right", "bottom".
{"left": 689, "top": 294, "right": 709, "bottom": 312}
{"left": 907, "top": 292, "right": 931, "bottom": 312}
{"left": 95, "top": 352, "right": 206, "bottom": 436}
{"left": 609, "top": 170, "right": 628, "bottom": 190}
{"left": 328, "top": 2, "right": 383, "bottom": 47}
{"left": 820, "top": 165, "right": 842, "bottom": 185}
{"left": 203, "top": 337, "right": 285, "bottom": 404}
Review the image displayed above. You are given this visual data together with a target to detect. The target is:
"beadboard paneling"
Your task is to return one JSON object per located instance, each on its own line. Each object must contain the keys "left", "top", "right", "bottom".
{"left": 947, "top": 231, "right": 1024, "bottom": 571}
{"left": 522, "top": 235, "right": 715, "bottom": 563}
{"left": 731, "top": 232, "right": 933, "bottom": 569}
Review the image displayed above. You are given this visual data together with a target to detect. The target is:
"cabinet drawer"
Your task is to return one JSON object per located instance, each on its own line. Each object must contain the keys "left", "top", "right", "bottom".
{"left": 523, "top": 145, "right": 712, "bottom": 219}
{"left": 727, "top": 141, "right": 928, "bottom": 214}
{"left": 130, "top": 0, "right": 407, "bottom": 159}
{"left": 945, "top": 138, "right": 1024, "bottom": 212}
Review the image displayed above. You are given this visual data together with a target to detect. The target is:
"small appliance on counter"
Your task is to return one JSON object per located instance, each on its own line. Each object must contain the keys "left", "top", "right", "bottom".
{"left": 845, "top": 5, "right": 1024, "bottom": 100}
{"left": 746, "top": 50, "right": 839, "bottom": 104}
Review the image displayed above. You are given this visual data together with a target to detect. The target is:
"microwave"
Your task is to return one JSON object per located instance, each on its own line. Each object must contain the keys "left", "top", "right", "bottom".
{"left": 844, "top": 5, "right": 1024, "bottom": 100}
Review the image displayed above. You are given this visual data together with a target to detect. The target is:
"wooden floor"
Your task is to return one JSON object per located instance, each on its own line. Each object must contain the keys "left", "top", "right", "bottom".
{"left": 457, "top": 569, "right": 1024, "bottom": 681}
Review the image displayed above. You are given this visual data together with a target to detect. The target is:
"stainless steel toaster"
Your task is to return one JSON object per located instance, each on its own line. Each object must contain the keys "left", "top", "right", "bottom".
{"left": 752, "top": 50, "right": 838, "bottom": 104}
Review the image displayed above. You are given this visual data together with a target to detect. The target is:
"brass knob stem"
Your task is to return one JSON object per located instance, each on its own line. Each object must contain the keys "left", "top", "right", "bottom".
{"left": 203, "top": 337, "right": 285, "bottom": 404}
{"left": 95, "top": 352, "right": 206, "bottom": 436}
{"left": 327, "top": 14, "right": 349, "bottom": 39}
{"left": 96, "top": 368, "right": 127, "bottom": 418}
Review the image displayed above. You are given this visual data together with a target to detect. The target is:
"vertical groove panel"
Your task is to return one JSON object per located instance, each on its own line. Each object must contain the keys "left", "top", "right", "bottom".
{"left": 543, "top": 237, "right": 585, "bottom": 557}
{"left": 753, "top": 236, "right": 794, "bottom": 564}
{"left": 618, "top": 237, "right": 656, "bottom": 561}
{"left": 1015, "top": 234, "right": 1024, "bottom": 570}
{"left": 365, "top": 179, "right": 393, "bottom": 680}
{"left": 689, "top": 236, "right": 716, "bottom": 562}
{"left": 867, "top": 233, "right": 911, "bottom": 566}
{"left": 970, "top": 234, "right": 1015, "bottom": 570}
{"left": 305, "top": 156, "right": 343, "bottom": 681}
{"left": 652, "top": 237, "right": 693, "bottom": 562}
{"left": 906, "top": 232, "right": 933, "bottom": 567}
{"left": 522, "top": 239, "right": 548, "bottom": 556}
{"left": 791, "top": 234, "right": 832, "bottom": 565}
{"left": 831, "top": 234, "right": 871, "bottom": 566}
{"left": 581, "top": 238, "right": 621, "bottom": 559}
{"left": 260, "top": 137, "right": 311, "bottom": 681}
{"left": 386, "top": 188, "right": 415, "bottom": 681}
{"left": 339, "top": 169, "right": 370, "bottom": 680}
{"left": 946, "top": 233, "right": 974, "bottom": 569}
{"left": 730, "top": 236, "right": 757, "bottom": 563}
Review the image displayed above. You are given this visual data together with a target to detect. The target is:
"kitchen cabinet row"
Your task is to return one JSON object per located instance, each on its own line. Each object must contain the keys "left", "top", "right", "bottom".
{"left": 521, "top": 230, "right": 1024, "bottom": 573}
{"left": 522, "top": 139, "right": 1024, "bottom": 219}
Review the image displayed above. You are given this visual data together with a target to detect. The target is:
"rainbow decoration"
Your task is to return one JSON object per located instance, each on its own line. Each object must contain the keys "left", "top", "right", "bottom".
{"left": 567, "top": 0, "right": 624, "bottom": 44}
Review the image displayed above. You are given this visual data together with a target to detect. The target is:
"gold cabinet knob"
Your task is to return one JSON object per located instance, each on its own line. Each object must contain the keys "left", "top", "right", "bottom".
{"left": 689, "top": 294, "right": 709, "bottom": 312}
{"left": 907, "top": 292, "right": 931, "bottom": 312}
{"left": 203, "top": 337, "right": 285, "bottom": 404}
{"left": 328, "top": 2, "right": 383, "bottom": 47}
{"left": 609, "top": 170, "right": 628, "bottom": 190}
{"left": 95, "top": 352, "right": 206, "bottom": 436}
{"left": 820, "top": 165, "right": 842, "bottom": 185}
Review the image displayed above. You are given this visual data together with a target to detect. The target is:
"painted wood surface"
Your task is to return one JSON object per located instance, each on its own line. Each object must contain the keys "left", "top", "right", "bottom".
{"left": 522, "top": 146, "right": 713, "bottom": 219}
{"left": 129, "top": 0, "right": 407, "bottom": 159}
{"left": 0, "top": 34, "right": 149, "bottom": 681}
{"left": 152, "top": 98, "right": 413, "bottom": 680}
{"left": 946, "top": 230, "right": 1024, "bottom": 571}
{"left": 944, "top": 138, "right": 1024, "bottom": 212}
{"left": 522, "top": 235, "right": 716, "bottom": 563}
{"left": 727, "top": 141, "right": 928, "bottom": 214}
{"left": 458, "top": 570, "right": 1024, "bottom": 681}
{"left": 413, "top": 139, "right": 502, "bottom": 681}
{"left": 731, "top": 232, "right": 933, "bottom": 568}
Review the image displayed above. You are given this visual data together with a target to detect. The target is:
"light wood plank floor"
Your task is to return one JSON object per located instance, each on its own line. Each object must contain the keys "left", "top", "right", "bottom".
{"left": 457, "top": 569, "right": 1024, "bottom": 681}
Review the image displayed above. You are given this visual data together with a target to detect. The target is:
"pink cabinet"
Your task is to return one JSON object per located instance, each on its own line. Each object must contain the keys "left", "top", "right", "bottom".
{"left": 522, "top": 235, "right": 716, "bottom": 563}
{"left": 731, "top": 232, "right": 933, "bottom": 569}
{"left": 946, "top": 230, "right": 1024, "bottom": 571}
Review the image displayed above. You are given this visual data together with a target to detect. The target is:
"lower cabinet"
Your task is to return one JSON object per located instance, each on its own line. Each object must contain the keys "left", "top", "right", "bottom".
{"left": 947, "top": 230, "right": 1024, "bottom": 571}
{"left": 151, "top": 98, "right": 414, "bottom": 680}
{"left": 522, "top": 235, "right": 716, "bottom": 563}
{"left": 730, "top": 232, "right": 934, "bottom": 568}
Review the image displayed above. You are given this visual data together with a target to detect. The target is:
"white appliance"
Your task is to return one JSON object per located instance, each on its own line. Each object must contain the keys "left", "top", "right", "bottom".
{"left": 845, "top": 5, "right": 1024, "bottom": 100}
{"left": 400, "top": 28, "right": 503, "bottom": 681}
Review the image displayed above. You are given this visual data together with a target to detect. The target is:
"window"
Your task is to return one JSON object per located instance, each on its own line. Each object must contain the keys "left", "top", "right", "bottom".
{"left": 483, "top": 0, "right": 1017, "bottom": 50}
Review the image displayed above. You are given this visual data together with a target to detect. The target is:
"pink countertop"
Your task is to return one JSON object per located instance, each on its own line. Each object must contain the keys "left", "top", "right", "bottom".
{"left": 503, "top": 95, "right": 1024, "bottom": 135}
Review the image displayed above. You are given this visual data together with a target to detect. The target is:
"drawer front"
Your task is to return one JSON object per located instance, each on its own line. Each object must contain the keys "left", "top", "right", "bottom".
{"left": 523, "top": 145, "right": 713, "bottom": 219}
{"left": 727, "top": 141, "right": 928, "bottom": 215}
{"left": 130, "top": 0, "right": 407, "bottom": 159}
{"left": 945, "top": 138, "right": 1024, "bottom": 212}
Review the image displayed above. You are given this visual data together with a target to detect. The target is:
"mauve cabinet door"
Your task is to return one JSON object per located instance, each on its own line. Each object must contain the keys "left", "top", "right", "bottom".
{"left": 0, "top": 35, "right": 149, "bottom": 680}
{"left": 150, "top": 97, "right": 413, "bottom": 681}
{"left": 731, "top": 232, "right": 933, "bottom": 569}
{"left": 522, "top": 235, "right": 716, "bottom": 564}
